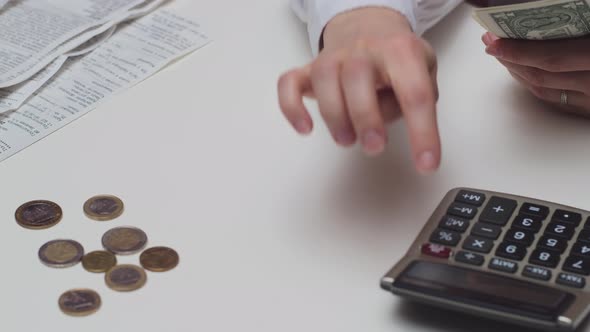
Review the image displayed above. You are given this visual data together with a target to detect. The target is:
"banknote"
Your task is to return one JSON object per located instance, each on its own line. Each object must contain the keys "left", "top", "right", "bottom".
{"left": 473, "top": 0, "right": 590, "bottom": 39}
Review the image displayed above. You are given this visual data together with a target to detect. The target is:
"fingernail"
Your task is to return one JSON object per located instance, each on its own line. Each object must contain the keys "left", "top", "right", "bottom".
{"left": 485, "top": 44, "right": 502, "bottom": 58}
{"left": 334, "top": 128, "right": 356, "bottom": 146}
{"left": 362, "top": 129, "right": 385, "bottom": 156}
{"left": 294, "top": 119, "right": 311, "bottom": 134}
{"left": 417, "top": 150, "right": 437, "bottom": 175}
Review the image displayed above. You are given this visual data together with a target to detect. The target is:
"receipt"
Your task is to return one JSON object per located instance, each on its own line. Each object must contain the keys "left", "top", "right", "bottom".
{"left": 0, "top": 10, "right": 211, "bottom": 161}
{"left": 0, "top": 0, "right": 149, "bottom": 88}
{"left": 0, "top": 26, "right": 117, "bottom": 113}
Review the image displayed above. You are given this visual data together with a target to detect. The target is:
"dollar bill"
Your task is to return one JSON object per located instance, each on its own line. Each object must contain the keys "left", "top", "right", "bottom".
{"left": 473, "top": 0, "right": 590, "bottom": 39}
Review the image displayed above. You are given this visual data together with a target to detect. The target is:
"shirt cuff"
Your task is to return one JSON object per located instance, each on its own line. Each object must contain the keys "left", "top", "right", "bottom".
{"left": 305, "top": 0, "right": 417, "bottom": 55}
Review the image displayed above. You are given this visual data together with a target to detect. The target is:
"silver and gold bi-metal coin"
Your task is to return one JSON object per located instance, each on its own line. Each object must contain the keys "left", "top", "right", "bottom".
{"left": 83, "top": 195, "right": 124, "bottom": 221}
{"left": 16, "top": 200, "right": 63, "bottom": 230}
{"left": 38, "top": 240, "right": 84, "bottom": 268}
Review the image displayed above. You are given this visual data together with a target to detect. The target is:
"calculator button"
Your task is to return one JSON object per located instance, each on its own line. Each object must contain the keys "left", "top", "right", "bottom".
{"left": 455, "top": 251, "right": 484, "bottom": 266}
{"left": 471, "top": 223, "right": 501, "bottom": 239}
{"left": 519, "top": 203, "right": 549, "bottom": 219}
{"left": 479, "top": 196, "right": 517, "bottom": 226}
{"left": 462, "top": 236, "right": 494, "bottom": 253}
{"left": 557, "top": 273, "right": 586, "bottom": 289}
{"left": 522, "top": 265, "right": 552, "bottom": 281}
{"left": 448, "top": 203, "right": 477, "bottom": 219}
{"left": 545, "top": 222, "right": 576, "bottom": 240}
{"left": 496, "top": 242, "right": 527, "bottom": 261}
{"left": 570, "top": 242, "right": 590, "bottom": 258}
{"left": 577, "top": 230, "right": 590, "bottom": 243}
{"left": 455, "top": 190, "right": 486, "bottom": 207}
{"left": 552, "top": 209, "right": 581, "bottom": 225}
{"left": 489, "top": 257, "right": 518, "bottom": 273}
{"left": 439, "top": 215, "right": 470, "bottom": 233}
{"left": 512, "top": 215, "right": 543, "bottom": 233}
{"left": 529, "top": 249, "right": 561, "bottom": 268}
{"left": 421, "top": 243, "right": 452, "bottom": 259}
{"left": 537, "top": 235, "right": 568, "bottom": 253}
{"left": 563, "top": 256, "right": 590, "bottom": 276}
{"left": 430, "top": 229, "right": 461, "bottom": 246}
{"left": 504, "top": 229, "right": 535, "bottom": 246}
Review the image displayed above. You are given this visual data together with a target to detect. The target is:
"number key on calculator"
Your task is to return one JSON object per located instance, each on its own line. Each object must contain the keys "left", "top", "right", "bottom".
{"left": 380, "top": 188, "right": 590, "bottom": 331}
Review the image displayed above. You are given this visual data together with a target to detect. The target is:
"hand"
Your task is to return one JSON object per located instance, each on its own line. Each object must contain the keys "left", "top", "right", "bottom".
{"left": 278, "top": 7, "right": 441, "bottom": 174}
{"left": 483, "top": 32, "right": 590, "bottom": 114}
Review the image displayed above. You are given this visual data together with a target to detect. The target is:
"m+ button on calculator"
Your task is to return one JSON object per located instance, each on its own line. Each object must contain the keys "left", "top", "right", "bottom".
{"left": 381, "top": 188, "right": 590, "bottom": 331}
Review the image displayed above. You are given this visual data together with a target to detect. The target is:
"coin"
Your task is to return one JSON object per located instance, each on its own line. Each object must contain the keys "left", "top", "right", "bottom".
{"left": 105, "top": 264, "right": 147, "bottom": 292}
{"left": 58, "top": 289, "right": 101, "bottom": 316}
{"left": 15, "top": 200, "right": 62, "bottom": 230}
{"left": 83, "top": 195, "right": 124, "bottom": 221}
{"left": 140, "top": 247, "right": 179, "bottom": 272}
{"left": 101, "top": 226, "right": 148, "bottom": 255}
{"left": 38, "top": 240, "right": 84, "bottom": 268}
{"left": 82, "top": 251, "right": 117, "bottom": 273}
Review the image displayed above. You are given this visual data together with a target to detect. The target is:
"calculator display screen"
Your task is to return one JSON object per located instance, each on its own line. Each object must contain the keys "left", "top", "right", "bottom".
{"left": 393, "top": 261, "right": 574, "bottom": 321}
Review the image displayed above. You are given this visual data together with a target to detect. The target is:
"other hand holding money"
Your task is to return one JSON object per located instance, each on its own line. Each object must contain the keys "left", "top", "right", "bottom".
{"left": 483, "top": 32, "right": 590, "bottom": 113}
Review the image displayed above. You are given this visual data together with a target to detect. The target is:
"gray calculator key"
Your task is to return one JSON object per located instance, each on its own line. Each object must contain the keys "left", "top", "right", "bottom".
{"left": 462, "top": 236, "right": 494, "bottom": 253}
{"left": 519, "top": 203, "right": 549, "bottom": 219}
{"left": 479, "top": 196, "right": 517, "bottom": 226}
{"left": 430, "top": 228, "right": 461, "bottom": 246}
{"left": 538, "top": 235, "right": 568, "bottom": 253}
{"left": 523, "top": 265, "right": 552, "bottom": 281}
{"left": 529, "top": 249, "right": 560, "bottom": 268}
{"left": 439, "top": 215, "right": 470, "bottom": 233}
{"left": 578, "top": 230, "right": 590, "bottom": 243}
{"left": 552, "top": 209, "right": 582, "bottom": 225}
{"left": 489, "top": 257, "right": 518, "bottom": 273}
{"left": 545, "top": 222, "right": 576, "bottom": 240}
{"left": 496, "top": 242, "right": 527, "bottom": 261}
{"left": 455, "top": 190, "right": 486, "bottom": 207}
{"left": 455, "top": 251, "right": 485, "bottom": 266}
{"left": 563, "top": 256, "right": 590, "bottom": 276}
{"left": 557, "top": 273, "right": 586, "bottom": 289}
{"left": 471, "top": 223, "right": 501, "bottom": 239}
{"left": 512, "top": 214, "right": 543, "bottom": 233}
{"left": 570, "top": 242, "right": 590, "bottom": 258}
{"left": 504, "top": 229, "right": 535, "bottom": 246}
{"left": 448, "top": 202, "right": 477, "bottom": 219}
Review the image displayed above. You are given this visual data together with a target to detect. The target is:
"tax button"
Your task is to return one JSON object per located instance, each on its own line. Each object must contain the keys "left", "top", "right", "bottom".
{"left": 557, "top": 273, "right": 586, "bottom": 289}
{"left": 523, "top": 265, "right": 552, "bottom": 281}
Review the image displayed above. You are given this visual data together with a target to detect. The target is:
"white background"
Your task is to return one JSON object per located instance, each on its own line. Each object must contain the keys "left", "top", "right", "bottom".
{"left": 1, "top": 1, "right": 590, "bottom": 331}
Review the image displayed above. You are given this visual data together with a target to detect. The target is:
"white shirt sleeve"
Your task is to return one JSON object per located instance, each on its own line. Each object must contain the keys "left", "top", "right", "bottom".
{"left": 291, "top": 0, "right": 461, "bottom": 55}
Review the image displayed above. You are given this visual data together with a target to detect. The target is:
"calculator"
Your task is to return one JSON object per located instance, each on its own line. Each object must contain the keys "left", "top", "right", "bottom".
{"left": 380, "top": 188, "right": 590, "bottom": 331}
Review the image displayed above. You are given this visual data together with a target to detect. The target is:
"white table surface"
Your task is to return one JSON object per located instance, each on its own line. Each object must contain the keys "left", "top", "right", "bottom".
{"left": 2, "top": 1, "right": 590, "bottom": 331}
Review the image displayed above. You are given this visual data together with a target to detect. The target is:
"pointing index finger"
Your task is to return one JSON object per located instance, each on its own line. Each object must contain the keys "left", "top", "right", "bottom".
{"left": 377, "top": 37, "right": 441, "bottom": 174}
